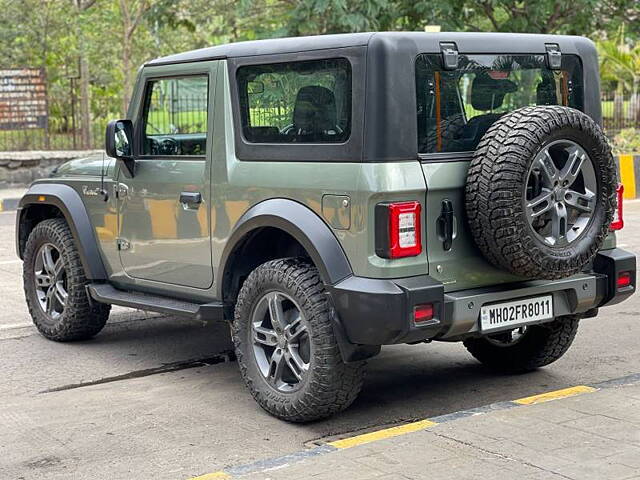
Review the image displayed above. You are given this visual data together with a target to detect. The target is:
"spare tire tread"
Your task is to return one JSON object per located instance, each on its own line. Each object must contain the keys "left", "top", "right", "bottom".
{"left": 466, "top": 106, "right": 616, "bottom": 279}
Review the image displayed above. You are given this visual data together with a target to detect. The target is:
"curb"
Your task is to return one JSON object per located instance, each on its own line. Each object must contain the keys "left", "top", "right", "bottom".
{"left": 187, "top": 372, "right": 640, "bottom": 480}
{"left": 0, "top": 197, "right": 20, "bottom": 212}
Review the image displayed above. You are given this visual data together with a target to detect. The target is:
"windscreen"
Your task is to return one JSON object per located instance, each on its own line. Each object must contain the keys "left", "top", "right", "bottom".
{"left": 416, "top": 54, "right": 584, "bottom": 154}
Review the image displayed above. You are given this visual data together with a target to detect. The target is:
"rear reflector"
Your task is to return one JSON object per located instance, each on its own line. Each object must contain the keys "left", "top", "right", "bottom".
{"left": 610, "top": 184, "right": 624, "bottom": 231}
{"left": 617, "top": 271, "right": 632, "bottom": 289}
{"left": 414, "top": 303, "right": 434, "bottom": 324}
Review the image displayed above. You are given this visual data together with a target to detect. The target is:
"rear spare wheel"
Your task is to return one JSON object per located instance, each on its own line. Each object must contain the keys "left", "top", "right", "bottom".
{"left": 465, "top": 106, "right": 616, "bottom": 279}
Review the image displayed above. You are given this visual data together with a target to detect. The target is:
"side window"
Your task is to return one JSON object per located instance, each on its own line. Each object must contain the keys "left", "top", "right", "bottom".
{"left": 142, "top": 75, "right": 208, "bottom": 156}
{"left": 237, "top": 58, "right": 352, "bottom": 144}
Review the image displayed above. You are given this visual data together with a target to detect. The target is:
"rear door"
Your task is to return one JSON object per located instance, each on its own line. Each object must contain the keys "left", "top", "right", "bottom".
{"left": 116, "top": 62, "right": 217, "bottom": 289}
{"left": 415, "top": 51, "right": 584, "bottom": 291}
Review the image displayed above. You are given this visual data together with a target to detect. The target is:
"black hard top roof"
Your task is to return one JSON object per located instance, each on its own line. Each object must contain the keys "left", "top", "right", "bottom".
{"left": 147, "top": 31, "right": 594, "bottom": 66}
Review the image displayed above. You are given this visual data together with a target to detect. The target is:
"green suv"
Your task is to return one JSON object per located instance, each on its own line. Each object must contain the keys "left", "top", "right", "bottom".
{"left": 17, "top": 32, "right": 636, "bottom": 421}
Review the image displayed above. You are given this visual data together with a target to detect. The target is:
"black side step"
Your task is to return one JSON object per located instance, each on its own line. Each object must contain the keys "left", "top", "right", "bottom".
{"left": 87, "top": 284, "right": 225, "bottom": 322}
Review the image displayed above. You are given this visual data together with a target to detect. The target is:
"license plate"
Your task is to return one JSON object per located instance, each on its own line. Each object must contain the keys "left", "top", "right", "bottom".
{"left": 480, "top": 295, "right": 553, "bottom": 332}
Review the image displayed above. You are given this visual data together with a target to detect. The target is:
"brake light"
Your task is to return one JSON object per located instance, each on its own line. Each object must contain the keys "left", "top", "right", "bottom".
{"left": 617, "top": 271, "right": 632, "bottom": 289}
{"left": 610, "top": 184, "right": 624, "bottom": 231}
{"left": 375, "top": 201, "right": 422, "bottom": 258}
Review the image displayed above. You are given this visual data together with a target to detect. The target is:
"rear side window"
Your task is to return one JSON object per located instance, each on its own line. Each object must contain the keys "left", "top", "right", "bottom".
{"left": 237, "top": 58, "right": 352, "bottom": 144}
{"left": 142, "top": 75, "right": 208, "bottom": 156}
{"left": 415, "top": 54, "right": 584, "bottom": 154}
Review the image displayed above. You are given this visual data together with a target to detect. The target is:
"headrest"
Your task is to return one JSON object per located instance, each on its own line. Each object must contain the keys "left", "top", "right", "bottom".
{"left": 471, "top": 73, "right": 518, "bottom": 111}
{"left": 293, "top": 86, "right": 337, "bottom": 134}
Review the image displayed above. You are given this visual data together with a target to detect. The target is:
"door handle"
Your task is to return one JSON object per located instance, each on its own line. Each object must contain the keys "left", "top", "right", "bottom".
{"left": 179, "top": 192, "right": 202, "bottom": 208}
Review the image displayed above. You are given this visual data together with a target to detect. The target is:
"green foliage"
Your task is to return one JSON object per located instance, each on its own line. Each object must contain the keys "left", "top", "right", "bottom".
{"left": 612, "top": 128, "right": 640, "bottom": 154}
{"left": 0, "top": 0, "right": 638, "bottom": 149}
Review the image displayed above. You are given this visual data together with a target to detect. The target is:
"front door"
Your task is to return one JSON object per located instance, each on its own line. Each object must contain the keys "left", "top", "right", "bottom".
{"left": 117, "top": 64, "right": 215, "bottom": 289}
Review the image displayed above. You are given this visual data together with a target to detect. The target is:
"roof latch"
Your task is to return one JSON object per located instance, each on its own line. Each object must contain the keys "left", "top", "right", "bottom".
{"left": 440, "top": 42, "right": 459, "bottom": 70}
{"left": 545, "top": 44, "right": 562, "bottom": 70}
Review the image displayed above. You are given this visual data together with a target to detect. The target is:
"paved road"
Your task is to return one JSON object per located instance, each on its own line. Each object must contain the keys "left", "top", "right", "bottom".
{"left": 1, "top": 204, "right": 639, "bottom": 479}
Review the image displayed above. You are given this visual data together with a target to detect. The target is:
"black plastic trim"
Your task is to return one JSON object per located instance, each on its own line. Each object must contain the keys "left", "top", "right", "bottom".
{"left": 327, "top": 274, "right": 445, "bottom": 346}
{"left": 374, "top": 203, "right": 391, "bottom": 258}
{"left": 593, "top": 248, "right": 636, "bottom": 306}
{"left": 217, "top": 198, "right": 353, "bottom": 298}
{"left": 17, "top": 183, "right": 107, "bottom": 280}
{"left": 88, "top": 283, "right": 225, "bottom": 322}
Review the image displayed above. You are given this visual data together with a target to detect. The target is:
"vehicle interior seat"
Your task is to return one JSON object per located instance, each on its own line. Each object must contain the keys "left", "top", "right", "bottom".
{"left": 289, "top": 85, "right": 339, "bottom": 141}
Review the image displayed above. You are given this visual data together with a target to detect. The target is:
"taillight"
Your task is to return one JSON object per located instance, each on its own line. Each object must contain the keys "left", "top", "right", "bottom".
{"left": 375, "top": 201, "right": 422, "bottom": 258}
{"left": 610, "top": 184, "right": 624, "bottom": 231}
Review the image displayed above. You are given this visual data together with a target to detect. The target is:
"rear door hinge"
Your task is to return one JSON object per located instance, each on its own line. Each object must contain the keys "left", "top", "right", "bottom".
{"left": 440, "top": 42, "right": 459, "bottom": 70}
{"left": 116, "top": 238, "right": 130, "bottom": 251}
{"left": 545, "top": 43, "right": 562, "bottom": 70}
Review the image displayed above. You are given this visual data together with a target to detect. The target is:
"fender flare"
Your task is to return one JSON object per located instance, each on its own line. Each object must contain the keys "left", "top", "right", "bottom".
{"left": 17, "top": 183, "right": 107, "bottom": 280}
{"left": 217, "top": 198, "right": 353, "bottom": 299}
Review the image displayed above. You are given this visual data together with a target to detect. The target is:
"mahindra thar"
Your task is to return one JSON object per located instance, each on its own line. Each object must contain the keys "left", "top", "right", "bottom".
{"left": 17, "top": 32, "right": 636, "bottom": 421}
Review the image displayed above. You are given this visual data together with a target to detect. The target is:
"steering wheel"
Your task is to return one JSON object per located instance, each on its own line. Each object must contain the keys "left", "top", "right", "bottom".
{"left": 158, "top": 137, "right": 179, "bottom": 155}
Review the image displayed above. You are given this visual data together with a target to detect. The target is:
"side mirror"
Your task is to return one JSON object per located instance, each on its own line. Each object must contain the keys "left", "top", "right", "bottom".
{"left": 106, "top": 119, "right": 135, "bottom": 177}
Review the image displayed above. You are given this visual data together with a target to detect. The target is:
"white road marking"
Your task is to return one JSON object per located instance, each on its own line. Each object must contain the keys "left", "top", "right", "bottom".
{"left": 0, "top": 260, "right": 21, "bottom": 265}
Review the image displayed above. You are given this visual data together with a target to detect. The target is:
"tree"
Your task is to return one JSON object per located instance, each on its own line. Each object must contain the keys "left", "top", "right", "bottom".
{"left": 118, "top": 0, "right": 151, "bottom": 115}
{"left": 72, "top": 0, "right": 98, "bottom": 149}
{"left": 600, "top": 38, "right": 640, "bottom": 121}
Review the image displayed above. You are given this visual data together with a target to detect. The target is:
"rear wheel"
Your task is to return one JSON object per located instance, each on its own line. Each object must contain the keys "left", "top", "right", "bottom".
{"left": 232, "top": 258, "right": 365, "bottom": 422}
{"left": 463, "top": 316, "right": 580, "bottom": 373}
{"left": 23, "top": 218, "right": 110, "bottom": 341}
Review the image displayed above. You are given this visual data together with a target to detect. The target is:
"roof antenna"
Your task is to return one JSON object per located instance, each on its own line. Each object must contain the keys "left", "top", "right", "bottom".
{"left": 100, "top": 151, "right": 109, "bottom": 202}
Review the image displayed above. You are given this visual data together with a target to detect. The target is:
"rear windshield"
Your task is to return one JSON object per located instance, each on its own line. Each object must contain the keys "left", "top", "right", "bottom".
{"left": 415, "top": 54, "right": 584, "bottom": 154}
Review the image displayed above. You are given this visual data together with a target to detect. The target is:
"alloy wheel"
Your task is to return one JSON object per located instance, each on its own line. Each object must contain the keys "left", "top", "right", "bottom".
{"left": 525, "top": 139, "right": 598, "bottom": 247}
{"left": 250, "top": 291, "right": 311, "bottom": 392}
{"left": 34, "top": 243, "right": 68, "bottom": 321}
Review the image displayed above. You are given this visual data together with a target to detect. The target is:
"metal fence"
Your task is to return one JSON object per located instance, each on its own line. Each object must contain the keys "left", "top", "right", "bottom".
{"left": 0, "top": 94, "right": 638, "bottom": 152}
{"left": 601, "top": 93, "right": 640, "bottom": 138}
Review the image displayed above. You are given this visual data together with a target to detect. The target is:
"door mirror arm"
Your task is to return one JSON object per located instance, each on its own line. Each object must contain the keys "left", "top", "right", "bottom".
{"left": 105, "top": 119, "right": 136, "bottom": 177}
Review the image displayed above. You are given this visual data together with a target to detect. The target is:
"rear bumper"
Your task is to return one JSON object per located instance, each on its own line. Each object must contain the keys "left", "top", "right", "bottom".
{"left": 328, "top": 248, "right": 636, "bottom": 348}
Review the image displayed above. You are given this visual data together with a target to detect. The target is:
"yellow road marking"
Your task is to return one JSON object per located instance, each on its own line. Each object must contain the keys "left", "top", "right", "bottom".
{"left": 619, "top": 154, "right": 636, "bottom": 199}
{"left": 188, "top": 471, "right": 231, "bottom": 480}
{"left": 328, "top": 418, "right": 438, "bottom": 449}
{"left": 514, "top": 385, "right": 597, "bottom": 405}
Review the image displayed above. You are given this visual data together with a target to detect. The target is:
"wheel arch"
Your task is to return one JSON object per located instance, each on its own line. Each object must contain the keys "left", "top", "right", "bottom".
{"left": 17, "top": 183, "right": 107, "bottom": 280}
{"left": 217, "top": 199, "right": 352, "bottom": 302}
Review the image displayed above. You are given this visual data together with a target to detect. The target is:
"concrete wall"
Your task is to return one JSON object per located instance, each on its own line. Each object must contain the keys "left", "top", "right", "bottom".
{"left": 0, "top": 150, "right": 102, "bottom": 188}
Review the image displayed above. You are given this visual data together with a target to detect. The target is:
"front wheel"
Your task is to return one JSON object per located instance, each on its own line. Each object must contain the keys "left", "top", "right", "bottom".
{"left": 232, "top": 258, "right": 365, "bottom": 422}
{"left": 23, "top": 218, "right": 110, "bottom": 341}
{"left": 463, "top": 316, "right": 580, "bottom": 373}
